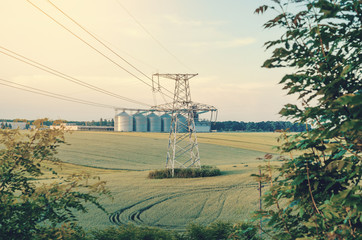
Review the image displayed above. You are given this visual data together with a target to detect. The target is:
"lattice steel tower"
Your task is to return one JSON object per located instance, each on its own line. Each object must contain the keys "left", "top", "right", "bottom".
{"left": 152, "top": 73, "right": 200, "bottom": 176}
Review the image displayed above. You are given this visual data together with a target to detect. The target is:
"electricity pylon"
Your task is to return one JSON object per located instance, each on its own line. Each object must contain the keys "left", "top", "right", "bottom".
{"left": 152, "top": 73, "right": 201, "bottom": 176}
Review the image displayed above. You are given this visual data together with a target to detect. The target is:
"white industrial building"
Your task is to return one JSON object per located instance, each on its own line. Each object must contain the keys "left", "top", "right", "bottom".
{"left": 50, "top": 123, "right": 78, "bottom": 131}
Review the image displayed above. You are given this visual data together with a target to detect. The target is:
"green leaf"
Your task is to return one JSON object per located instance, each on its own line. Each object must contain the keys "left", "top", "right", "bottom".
{"left": 292, "top": 174, "right": 306, "bottom": 185}
{"left": 340, "top": 65, "right": 351, "bottom": 78}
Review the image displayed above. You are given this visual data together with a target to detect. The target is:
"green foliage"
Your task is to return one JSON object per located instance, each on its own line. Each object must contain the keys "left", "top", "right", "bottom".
{"left": 0, "top": 119, "right": 110, "bottom": 240}
{"left": 34, "top": 224, "right": 87, "bottom": 240}
{"left": 228, "top": 222, "right": 260, "bottom": 240}
{"left": 185, "top": 221, "right": 233, "bottom": 240}
{"left": 148, "top": 165, "right": 221, "bottom": 179}
{"left": 90, "top": 225, "right": 179, "bottom": 240}
{"left": 211, "top": 121, "right": 308, "bottom": 132}
{"left": 255, "top": 0, "right": 361, "bottom": 239}
{"left": 90, "top": 221, "right": 236, "bottom": 240}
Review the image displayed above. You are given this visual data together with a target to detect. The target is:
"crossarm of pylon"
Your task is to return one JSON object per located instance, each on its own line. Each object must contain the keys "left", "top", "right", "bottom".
{"left": 151, "top": 101, "right": 217, "bottom": 112}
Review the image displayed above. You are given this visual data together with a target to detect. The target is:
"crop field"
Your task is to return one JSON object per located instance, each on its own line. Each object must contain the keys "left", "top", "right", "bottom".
{"left": 52, "top": 131, "right": 282, "bottom": 231}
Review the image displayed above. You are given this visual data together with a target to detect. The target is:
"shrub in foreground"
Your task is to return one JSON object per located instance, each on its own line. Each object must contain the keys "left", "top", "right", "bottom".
{"left": 185, "top": 221, "right": 233, "bottom": 240}
{"left": 89, "top": 221, "right": 259, "bottom": 240}
{"left": 228, "top": 222, "right": 260, "bottom": 240}
{"left": 148, "top": 165, "right": 221, "bottom": 179}
{"left": 90, "top": 225, "right": 179, "bottom": 240}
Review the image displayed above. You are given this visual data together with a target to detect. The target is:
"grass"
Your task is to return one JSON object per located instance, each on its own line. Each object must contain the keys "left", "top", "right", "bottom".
{"left": 57, "top": 131, "right": 279, "bottom": 170}
{"left": 49, "top": 131, "right": 282, "bottom": 231}
{"left": 84, "top": 131, "right": 280, "bottom": 153}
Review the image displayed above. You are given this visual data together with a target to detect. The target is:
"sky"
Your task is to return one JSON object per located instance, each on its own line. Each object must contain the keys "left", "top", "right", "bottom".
{"left": 0, "top": 0, "right": 297, "bottom": 122}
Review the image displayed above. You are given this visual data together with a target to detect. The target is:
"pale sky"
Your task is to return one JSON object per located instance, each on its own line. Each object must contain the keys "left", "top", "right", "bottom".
{"left": 0, "top": 0, "right": 296, "bottom": 122}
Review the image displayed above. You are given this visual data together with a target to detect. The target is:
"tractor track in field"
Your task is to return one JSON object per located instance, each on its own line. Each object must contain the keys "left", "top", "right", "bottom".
{"left": 109, "top": 182, "right": 261, "bottom": 229}
{"left": 213, "top": 191, "right": 227, "bottom": 222}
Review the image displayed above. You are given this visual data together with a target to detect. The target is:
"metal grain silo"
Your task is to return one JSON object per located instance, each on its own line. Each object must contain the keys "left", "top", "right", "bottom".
{"left": 133, "top": 113, "right": 147, "bottom": 132}
{"left": 115, "top": 111, "right": 133, "bottom": 132}
{"left": 161, "top": 113, "right": 171, "bottom": 132}
{"left": 147, "top": 112, "right": 161, "bottom": 132}
{"left": 177, "top": 114, "right": 188, "bottom": 133}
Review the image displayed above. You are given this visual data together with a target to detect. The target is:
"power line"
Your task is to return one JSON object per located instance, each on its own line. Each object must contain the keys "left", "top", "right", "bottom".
{"left": 26, "top": 1, "right": 153, "bottom": 90}
{"left": 90, "top": 30, "right": 159, "bottom": 72}
{"left": 48, "top": 1, "right": 152, "bottom": 85}
{"left": 0, "top": 78, "right": 116, "bottom": 109}
{"left": 0, "top": 47, "right": 149, "bottom": 106}
{"left": 47, "top": 0, "right": 175, "bottom": 99}
{"left": 27, "top": 0, "right": 174, "bottom": 100}
{"left": 114, "top": 0, "right": 195, "bottom": 73}
{"left": 0, "top": 46, "right": 150, "bottom": 107}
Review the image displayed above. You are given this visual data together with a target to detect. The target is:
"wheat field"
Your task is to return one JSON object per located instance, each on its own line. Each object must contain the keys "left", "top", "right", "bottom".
{"left": 52, "top": 131, "right": 282, "bottom": 230}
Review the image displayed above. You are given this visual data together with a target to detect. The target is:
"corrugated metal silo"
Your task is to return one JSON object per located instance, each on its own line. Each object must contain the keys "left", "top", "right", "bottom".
{"left": 133, "top": 113, "right": 147, "bottom": 132}
{"left": 177, "top": 114, "right": 188, "bottom": 133}
{"left": 161, "top": 113, "right": 171, "bottom": 132}
{"left": 147, "top": 113, "right": 161, "bottom": 132}
{"left": 115, "top": 111, "right": 133, "bottom": 132}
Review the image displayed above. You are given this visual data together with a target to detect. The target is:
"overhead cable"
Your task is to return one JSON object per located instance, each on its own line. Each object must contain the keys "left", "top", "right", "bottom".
{"left": 27, "top": 0, "right": 174, "bottom": 100}
{"left": 26, "top": 0, "right": 153, "bottom": 90}
{"left": 90, "top": 30, "right": 159, "bottom": 72}
{"left": 47, "top": 0, "right": 174, "bottom": 99}
{"left": 114, "top": 0, "right": 195, "bottom": 73}
{"left": 48, "top": 1, "right": 152, "bottom": 85}
{"left": 0, "top": 78, "right": 117, "bottom": 109}
{"left": 0, "top": 46, "right": 150, "bottom": 107}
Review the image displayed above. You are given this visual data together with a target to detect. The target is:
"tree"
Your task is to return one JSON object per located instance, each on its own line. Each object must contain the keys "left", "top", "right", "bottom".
{"left": 255, "top": 0, "right": 361, "bottom": 239}
{"left": 0, "top": 119, "right": 110, "bottom": 240}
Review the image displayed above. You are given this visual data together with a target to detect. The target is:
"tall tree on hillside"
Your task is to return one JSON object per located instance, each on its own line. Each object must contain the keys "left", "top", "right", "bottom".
{"left": 255, "top": 0, "right": 361, "bottom": 239}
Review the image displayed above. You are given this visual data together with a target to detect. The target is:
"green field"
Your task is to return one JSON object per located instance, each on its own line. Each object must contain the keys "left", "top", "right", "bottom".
{"left": 53, "top": 131, "right": 282, "bottom": 231}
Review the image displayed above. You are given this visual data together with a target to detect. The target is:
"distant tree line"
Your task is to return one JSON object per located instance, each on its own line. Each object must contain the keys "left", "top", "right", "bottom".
{"left": 2, "top": 118, "right": 307, "bottom": 132}
{"left": 20, "top": 118, "right": 115, "bottom": 127}
{"left": 211, "top": 121, "right": 308, "bottom": 132}
{"left": 68, "top": 118, "right": 114, "bottom": 127}
{"left": 0, "top": 122, "right": 12, "bottom": 129}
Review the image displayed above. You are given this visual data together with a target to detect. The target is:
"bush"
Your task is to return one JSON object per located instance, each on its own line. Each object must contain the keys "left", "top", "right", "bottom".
{"left": 182, "top": 221, "right": 235, "bottom": 240}
{"left": 206, "top": 221, "right": 234, "bottom": 240}
{"left": 184, "top": 223, "right": 209, "bottom": 240}
{"left": 90, "top": 222, "right": 236, "bottom": 240}
{"left": 148, "top": 165, "right": 221, "bottom": 179}
{"left": 90, "top": 225, "right": 179, "bottom": 240}
{"left": 228, "top": 222, "right": 260, "bottom": 240}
